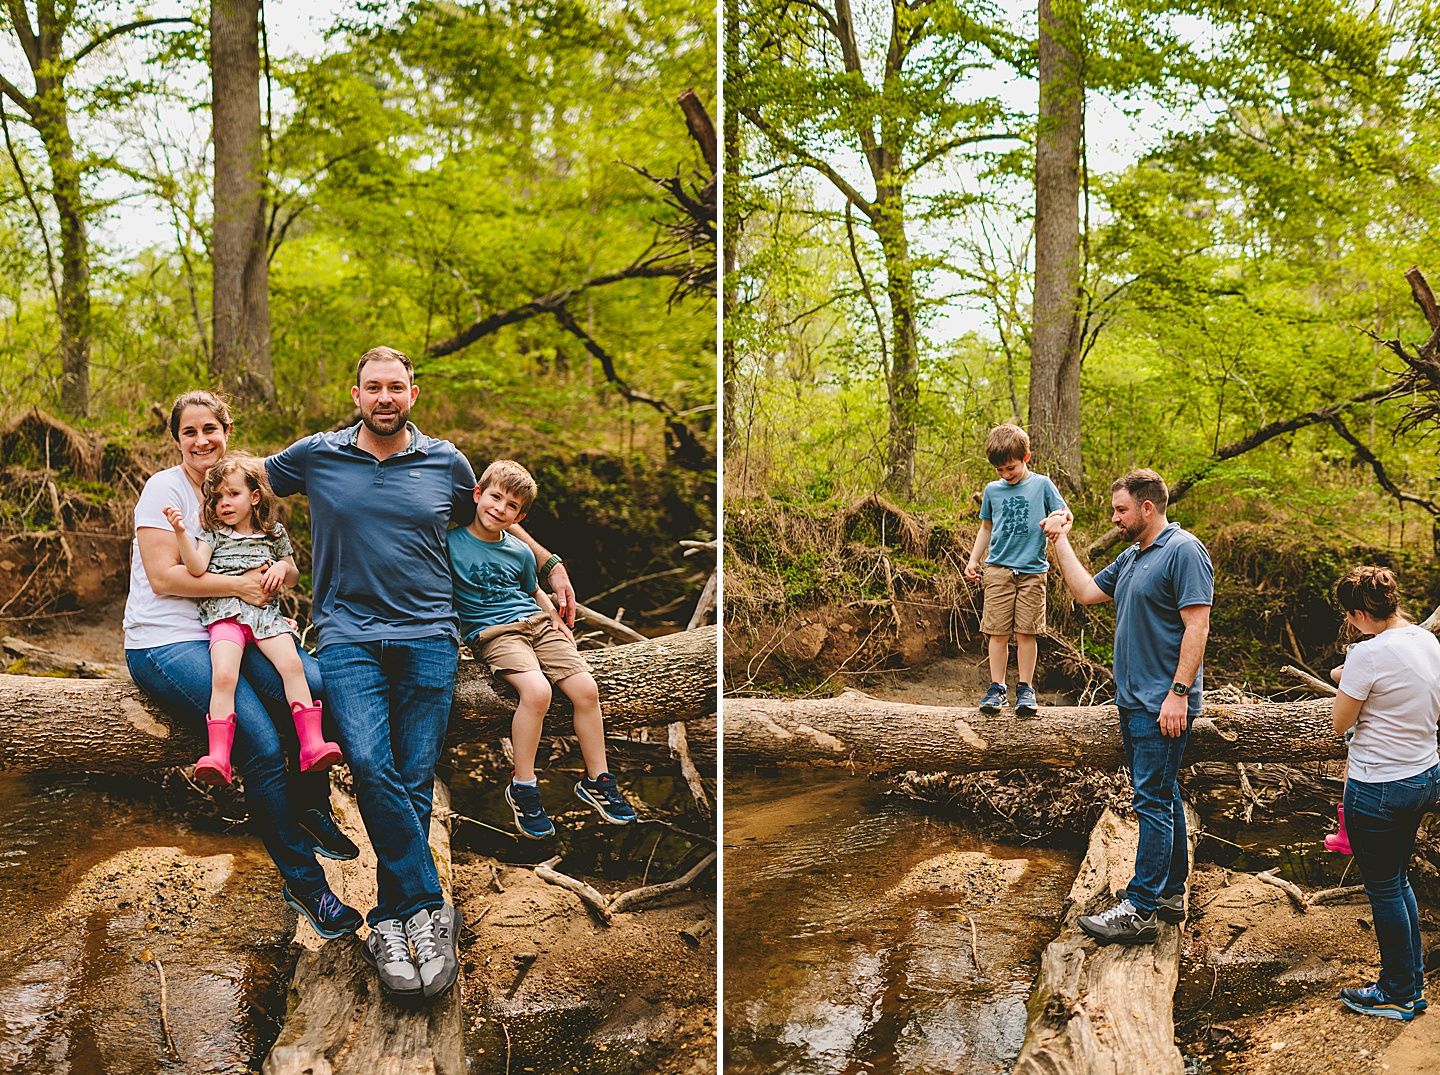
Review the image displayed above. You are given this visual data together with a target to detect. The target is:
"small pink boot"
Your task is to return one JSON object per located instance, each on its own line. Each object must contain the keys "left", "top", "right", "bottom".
{"left": 195, "top": 714, "right": 236, "bottom": 786}
{"left": 293, "top": 701, "right": 343, "bottom": 772}
{"left": 1324, "top": 802, "right": 1352, "bottom": 855}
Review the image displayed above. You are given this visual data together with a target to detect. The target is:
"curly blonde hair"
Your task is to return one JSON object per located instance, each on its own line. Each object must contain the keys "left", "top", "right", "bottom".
{"left": 201, "top": 451, "right": 279, "bottom": 534}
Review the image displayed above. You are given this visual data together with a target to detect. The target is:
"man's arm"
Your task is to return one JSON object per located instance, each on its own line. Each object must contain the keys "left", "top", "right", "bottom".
{"left": 1158, "top": 603, "right": 1211, "bottom": 736}
{"left": 1045, "top": 514, "right": 1111, "bottom": 606}
{"left": 507, "top": 522, "right": 576, "bottom": 628}
{"left": 136, "top": 528, "right": 272, "bottom": 605}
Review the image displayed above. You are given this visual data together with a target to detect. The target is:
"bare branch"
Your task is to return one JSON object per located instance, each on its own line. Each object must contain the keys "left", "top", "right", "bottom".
{"left": 71, "top": 16, "right": 194, "bottom": 65}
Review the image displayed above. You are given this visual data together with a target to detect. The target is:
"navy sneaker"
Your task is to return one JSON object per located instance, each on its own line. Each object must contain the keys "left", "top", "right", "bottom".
{"left": 1340, "top": 982, "right": 1416, "bottom": 1020}
{"left": 979, "top": 682, "right": 1007, "bottom": 714}
{"left": 1076, "top": 898, "right": 1159, "bottom": 946}
{"left": 575, "top": 773, "right": 638, "bottom": 824}
{"left": 1415, "top": 994, "right": 1429, "bottom": 1012}
{"left": 298, "top": 807, "right": 360, "bottom": 861}
{"left": 1014, "top": 682, "right": 1039, "bottom": 717}
{"left": 282, "top": 883, "right": 363, "bottom": 940}
{"left": 505, "top": 781, "right": 555, "bottom": 839}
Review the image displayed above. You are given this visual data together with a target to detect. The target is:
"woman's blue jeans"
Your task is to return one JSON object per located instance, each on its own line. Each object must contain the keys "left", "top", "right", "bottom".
{"left": 1344, "top": 763, "right": 1440, "bottom": 1002}
{"left": 126, "top": 640, "right": 331, "bottom": 897}
{"left": 1119, "top": 707, "right": 1193, "bottom": 914}
{"left": 319, "top": 637, "right": 457, "bottom": 926}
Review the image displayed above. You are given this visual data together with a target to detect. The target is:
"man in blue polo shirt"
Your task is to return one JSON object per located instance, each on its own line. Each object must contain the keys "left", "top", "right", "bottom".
{"left": 266, "top": 345, "right": 573, "bottom": 1000}
{"left": 1043, "top": 468, "right": 1213, "bottom": 945}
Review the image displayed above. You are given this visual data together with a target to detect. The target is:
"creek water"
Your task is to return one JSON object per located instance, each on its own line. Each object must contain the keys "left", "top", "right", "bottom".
{"left": 723, "top": 768, "right": 1081, "bottom": 1075}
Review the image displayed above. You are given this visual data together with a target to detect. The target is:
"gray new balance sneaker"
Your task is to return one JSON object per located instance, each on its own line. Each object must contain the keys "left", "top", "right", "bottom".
{"left": 1076, "top": 898, "right": 1159, "bottom": 946}
{"left": 406, "top": 903, "right": 461, "bottom": 1000}
{"left": 363, "top": 918, "right": 421, "bottom": 997}
{"left": 1121, "top": 886, "right": 1185, "bottom": 924}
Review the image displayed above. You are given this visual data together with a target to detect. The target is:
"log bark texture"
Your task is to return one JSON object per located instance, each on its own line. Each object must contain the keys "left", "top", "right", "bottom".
{"left": 724, "top": 689, "right": 1347, "bottom": 771}
{"left": 263, "top": 777, "right": 462, "bottom": 1074}
{"left": 0, "top": 627, "right": 716, "bottom": 776}
{"left": 1013, "top": 803, "right": 1199, "bottom": 1075}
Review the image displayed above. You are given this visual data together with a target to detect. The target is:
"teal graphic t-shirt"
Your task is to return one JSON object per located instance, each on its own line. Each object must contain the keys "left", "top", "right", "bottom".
{"left": 979, "top": 473, "right": 1067, "bottom": 574}
{"left": 447, "top": 527, "right": 542, "bottom": 641}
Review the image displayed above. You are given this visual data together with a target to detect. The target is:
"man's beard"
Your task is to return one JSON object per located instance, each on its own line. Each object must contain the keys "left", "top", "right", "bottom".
{"left": 1117, "top": 518, "right": 1144, "bottom": 542}
{"left": 361, "top": 404, "right": 408, "bottom": 436}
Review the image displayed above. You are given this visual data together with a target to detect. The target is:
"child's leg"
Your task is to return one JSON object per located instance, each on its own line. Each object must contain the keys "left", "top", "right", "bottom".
{"left": 987, "top": 633, "right": 1010, "bottom": 686}
{"left": 1015, "top": 633, "right": 1038, "bottom": 685}
{"left": 503, "top": 670, "right": 552, "bottom": 783}
{"left": 253, "top": 633, "right": 313, "bottom": 708}
{"left": 555, "top": 671, "right": 606, "bottom": 779}
{"left": 209, "top": 640, "right": 244, "bottom": 718}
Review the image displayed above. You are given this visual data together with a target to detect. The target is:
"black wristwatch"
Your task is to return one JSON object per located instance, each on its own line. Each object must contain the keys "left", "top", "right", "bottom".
{"left": 1171, "top": 681, "right": 1189, "bottom": 696}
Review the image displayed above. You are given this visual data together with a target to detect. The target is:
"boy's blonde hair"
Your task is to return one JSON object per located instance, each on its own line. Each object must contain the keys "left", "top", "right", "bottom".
{"left": 201, "top": 451, "right": 279, "bottom": 533}
{"left": 985, "top": 424, "right": 1030, "bottom": 466}
{"left": 478, "top": 459, "right": 538, "bottom": 512}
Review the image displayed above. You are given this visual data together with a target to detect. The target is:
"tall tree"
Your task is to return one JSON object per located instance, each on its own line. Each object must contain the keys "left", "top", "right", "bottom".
{"left": 0, "top": 4, "right": 191, "bottom": 416}
{"left": 735, "top": 0, "right": 1017, "bottom": 500}
{"left": 210, "top": 0, "right": 272, "bottom": 403}
{"left": 1029, "top": 0, "right": 1084, "bottom": 492}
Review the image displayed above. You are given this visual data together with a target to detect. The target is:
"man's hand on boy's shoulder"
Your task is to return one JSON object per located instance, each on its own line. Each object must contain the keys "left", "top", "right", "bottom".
{"left": 549, "top": 563, "right": 576, "bottom": 628}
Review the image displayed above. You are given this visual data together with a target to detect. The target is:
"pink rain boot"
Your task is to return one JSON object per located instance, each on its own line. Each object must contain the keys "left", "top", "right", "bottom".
{"left": 293, "top": 700, "right": 343, "bottom": 772}
{"left": 1324, "top": 802, "right": 1352, "bottom": 855}
{"left": 195, "top": 714, "right": 236, "bottom": 786}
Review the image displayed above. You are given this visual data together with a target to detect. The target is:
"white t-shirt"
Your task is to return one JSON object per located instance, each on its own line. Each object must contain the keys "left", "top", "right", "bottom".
{"left": 122, "top": 466, "right": 210, "bottom": 650}
{"left": 1338, "top": 624, "right": 1440, "bottom": 782}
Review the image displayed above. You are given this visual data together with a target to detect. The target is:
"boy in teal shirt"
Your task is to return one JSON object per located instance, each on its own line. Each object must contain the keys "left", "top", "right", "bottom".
{"left": 964, "top": 424, "right": 1067, "bottom": 716}
{"left": 447, "top": 459, "right": 637, "bottom": 837}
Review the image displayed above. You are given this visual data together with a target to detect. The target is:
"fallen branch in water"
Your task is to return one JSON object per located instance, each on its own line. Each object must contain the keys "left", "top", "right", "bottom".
{"left": 536, "top": 851, "right": 717, "bottom": 923}
{"left": 141, "top": 949, "right": 178, "bottom": 1059}
{"left": 669, "top": 720, "right": 712, "bottom": 817}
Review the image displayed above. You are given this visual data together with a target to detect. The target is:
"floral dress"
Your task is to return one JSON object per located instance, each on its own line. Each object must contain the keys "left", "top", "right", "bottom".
{"left": 196, "top": 523, "right": 298, "bottom": 640}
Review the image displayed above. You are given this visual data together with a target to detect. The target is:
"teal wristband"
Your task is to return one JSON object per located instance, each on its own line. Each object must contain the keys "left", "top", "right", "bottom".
{"left": 541, "top": 554, "right": 563, "bottom": 578}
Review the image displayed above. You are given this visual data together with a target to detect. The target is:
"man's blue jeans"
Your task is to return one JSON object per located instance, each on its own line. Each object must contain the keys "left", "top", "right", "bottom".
{"left": 1344, "top": 763, "right": 1440, "bottom": 1002}
{"left": 1119, "top": 707, "right": 1192, "bottom": 914}
{"left": 126, "top": 640, "right": 331, "bottom": 896}
{"left": 319, "top": 636, "right": 458, "bottom": 925}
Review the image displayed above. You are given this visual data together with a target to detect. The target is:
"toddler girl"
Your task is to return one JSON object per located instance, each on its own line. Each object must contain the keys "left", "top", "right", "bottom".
{"left": 165, "top": 451, "right": 342, "bottom": 785}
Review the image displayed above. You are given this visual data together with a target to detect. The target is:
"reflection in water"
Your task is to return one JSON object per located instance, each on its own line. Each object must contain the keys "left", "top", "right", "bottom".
{"left": 0, "top": 774, "right": 294, "bottom": 1074}
{"left": 724, "top": 769, "right": 1081, "bottom": 1075}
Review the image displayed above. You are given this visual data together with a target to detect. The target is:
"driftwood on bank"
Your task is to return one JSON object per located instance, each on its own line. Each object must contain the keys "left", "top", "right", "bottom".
{"left": 1014, "top": 803, "right": 1199, "bottom": 1075}
{"left": 535, "top": 850, "right": 718, "bottom": 923}
{"left": 2, "top": 634, "right": 119, "bottom": 678}
{"left": 263, "top": 777, "right": 463, "bottom": 1075}
{"left": 0, "top": 627, "right": 716, "bottom": 777}
{"left": 724, "top": 690, "right": 1351, "bottom": 771}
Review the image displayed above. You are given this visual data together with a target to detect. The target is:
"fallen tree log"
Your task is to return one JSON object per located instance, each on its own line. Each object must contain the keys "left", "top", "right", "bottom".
{"left": 263, "top": 776, "right": 463, "bottom": 1074}
{"left": 1014, "top": 802, "right": 1199, "bottom": 1075}
{"left": 0, "top": 627, "right": 716, "bottom": 777}
{"left": 723, "top": 690, "right": 1354, "bottom": 771}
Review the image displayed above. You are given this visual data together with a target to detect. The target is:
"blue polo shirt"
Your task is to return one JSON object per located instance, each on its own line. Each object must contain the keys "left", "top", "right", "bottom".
{"left": 266, "top": 422, "right": 477, "bottom": 649}
{"left": 1093, "top": 522, "right": 1214, "bottom": 716}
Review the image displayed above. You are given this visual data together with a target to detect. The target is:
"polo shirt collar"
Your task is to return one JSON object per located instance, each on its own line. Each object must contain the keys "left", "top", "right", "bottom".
{"left": 338, "top": 420, "right": 430, "bottom": 456}
{"left": 1137, "top": 521, "right": 1181, "bottom": 554}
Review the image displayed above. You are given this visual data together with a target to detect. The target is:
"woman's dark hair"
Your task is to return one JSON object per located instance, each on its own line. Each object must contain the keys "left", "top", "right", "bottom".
{"left": 169, "top": 390, "right": 233, "bottom": 440}
{"left": 1334, "top": 565, "right": 1400, "bottom": 620}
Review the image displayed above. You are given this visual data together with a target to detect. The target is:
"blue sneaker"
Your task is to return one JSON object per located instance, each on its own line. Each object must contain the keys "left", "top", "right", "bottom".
{"left": 1015, "top": 682, "right": 1039, "bottom": 717}
{"left": 1340, "top": 982, "right": 1416, "bottom": 1020}
{"left": 575, "top": 773, "right": 638, "bottom": 824}
{"left": 505, "top": 782, "right": 555, "bottom": 839}
{"left": 979, "top": 682, "right": 1007, "bottom": 714}
{"left": 282, "top": 883, "right": 363, "bottom": 940}
{"left": 297, "top": 807, "right": 360, "bottom": 861}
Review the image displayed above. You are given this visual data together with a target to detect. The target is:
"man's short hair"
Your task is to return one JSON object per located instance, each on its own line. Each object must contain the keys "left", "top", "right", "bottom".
{"left": 1111, "top": 469, "right": 1169, "bottom": 512}
{"left": 478, "top": 459, "right": 538, "bottom": 512}
{"left": 985, "top": 424, "right": 1030, "bottom": 466}
{"left": 356, "top": 345, "right": 414, "bottom": 386}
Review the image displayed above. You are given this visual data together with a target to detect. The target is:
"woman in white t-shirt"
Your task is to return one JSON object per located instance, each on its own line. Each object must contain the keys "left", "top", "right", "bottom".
{"left": 1329, "top": 566, "right": 1440, "bottom": 1021}
{"left": 123, "top": 390, "right": 363, "bottom": 939}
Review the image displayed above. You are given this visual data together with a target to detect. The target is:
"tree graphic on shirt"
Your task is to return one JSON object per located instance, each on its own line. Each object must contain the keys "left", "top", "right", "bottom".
{"left": 996, "top": 497, "right": 1032, "bottom": 546}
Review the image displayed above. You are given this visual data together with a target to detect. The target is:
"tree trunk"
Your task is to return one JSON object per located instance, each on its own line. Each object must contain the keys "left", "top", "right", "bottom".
{"left": 263, "top": 777, "right": 463, "bottom": 1074}
{"left": 722, "top": 690, "right": 1347, "bottom": 770}
{"left": 874, "top": 188, "right": 919, "bottom": 501}
{"left": 1029, "top": 0, "right": 1084, "bottom": 493}
{"left": 33, "top": 80, "right": 90, "bottom": 417}
{"left": 1014, "top": 803, "right": 1197, "bottom": 1075}
{"left": 210, "top": 0, "right": 274, "bottom": 404}
{"left": 0, "top": 628, "right": 716, "bottom": 777}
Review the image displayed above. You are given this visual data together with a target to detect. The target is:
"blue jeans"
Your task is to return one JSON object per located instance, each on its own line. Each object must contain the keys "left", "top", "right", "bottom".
{"left": 1119, "top": 707, "right": 1192, "bottom": 914}
{"left": 319, "top": 636, "right": 458, "bottom": 925}
{"left": 126, "top": 640, "right": 331, "bottom": 896}
{"left": 1344, "top": 763, "right": 1440, "bottom": 1002}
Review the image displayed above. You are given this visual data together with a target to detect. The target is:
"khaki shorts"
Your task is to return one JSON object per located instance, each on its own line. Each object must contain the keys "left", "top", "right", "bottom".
{"left": 980, "top": 565, "right": 1047, "bottom": 635}
{"left": 469, "top": 612, "right": 591, "bottom": 684}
